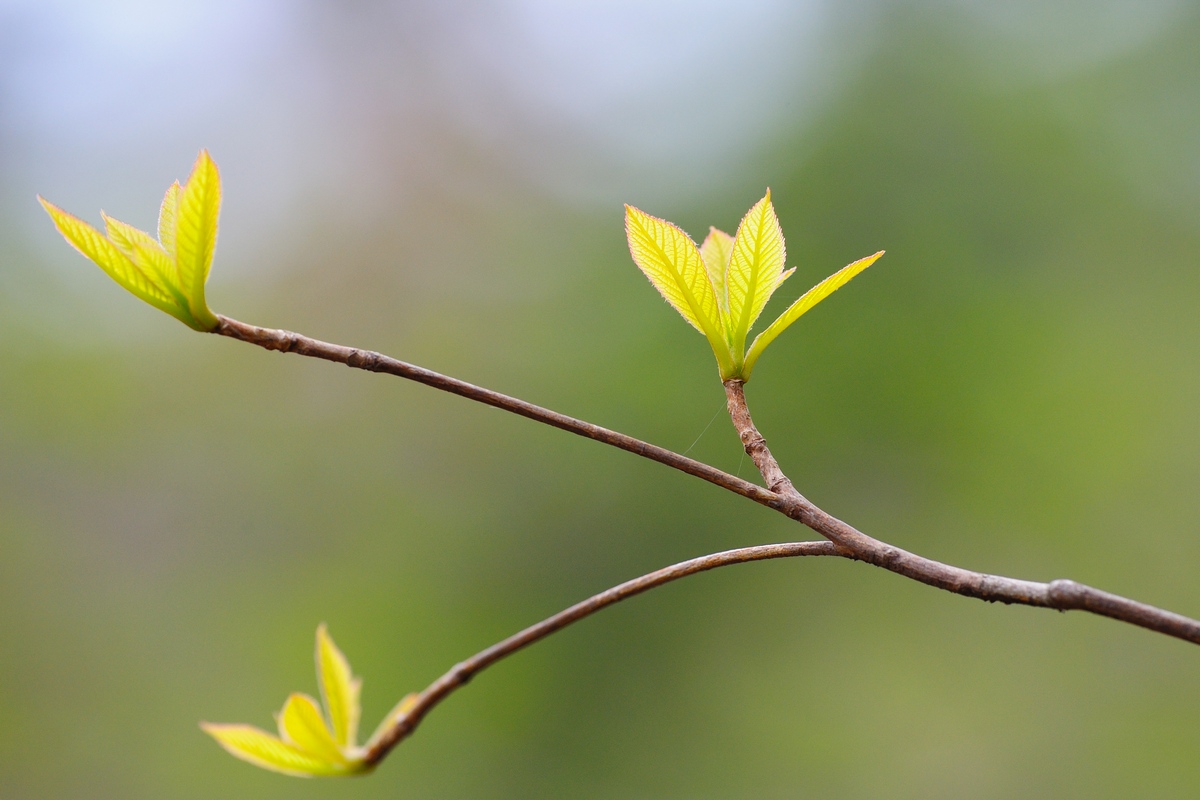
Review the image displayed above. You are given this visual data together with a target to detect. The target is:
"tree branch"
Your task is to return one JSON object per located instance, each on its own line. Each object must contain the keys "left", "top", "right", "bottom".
{"left": 211, "top": 314, "right": 1200, "bottom": 690}
{"left": 215, "top": 316, "right": 777, "bottom": 508}
{"left": 216, "top": 316, "right": 1200, "bottom": 647}
{"left": 362, "top": 540, "right": 846, "bottom": 763}
{"left": 721, "top": 379, "right": 1200, "bottom": 642}
{"left": 212, "top": 314, "right": 1200, "bottom": 766}
{"left": 213, "top": 316, "right": 1200, "bottom": 646}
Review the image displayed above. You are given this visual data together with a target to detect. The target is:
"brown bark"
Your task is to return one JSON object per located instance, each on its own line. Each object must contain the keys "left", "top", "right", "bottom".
{"left": 212, "top": 315, "right": 1200, "bottom": 765}
{"left": 362, "top": 541, "right": 845, "bottom": 763}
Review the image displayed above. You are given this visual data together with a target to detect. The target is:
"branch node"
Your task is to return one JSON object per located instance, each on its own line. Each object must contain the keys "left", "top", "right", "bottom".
{"left": 347, "top": 349, "right": 384, "bottom": 371}
{"left": 277, "top": 331, "right": 300, "bottom": 353}
{"left": 211, "top": 314, "right": 1200, "bottom": 684}
{"left": 451, "top": 661, "right": 473, "bottom": 685}
{"left": 1048, "top": 579, "right": 1084, "bottom": 609}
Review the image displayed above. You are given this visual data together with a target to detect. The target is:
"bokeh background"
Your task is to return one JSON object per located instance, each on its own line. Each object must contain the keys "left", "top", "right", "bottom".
{"left": 2, "top": 1, "right": 1200, "bottom": 797}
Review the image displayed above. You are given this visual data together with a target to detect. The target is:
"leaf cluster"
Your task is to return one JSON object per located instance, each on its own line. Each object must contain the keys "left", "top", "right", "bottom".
{"left": 39, "top": 150, "right": 222, "bottom": 331}
{"left": 625, "top": 190, "right": 883, "bottom": 381}
{"left": 201, "top": 625, "right": 416, "bottom": 777}
{"left": 37, "top": 154, "right": 887, "bottom": 781}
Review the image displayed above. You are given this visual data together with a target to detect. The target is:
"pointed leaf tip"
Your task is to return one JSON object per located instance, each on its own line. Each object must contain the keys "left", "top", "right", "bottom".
{"left": 316, "top": 624, "right": 361, "bottom": 749}
{"left": 699, "top": 226, "right": 735, "bottom": 321}
{"left": 742, "top": 249, "right": 885, "bottom": 380}
{"left": 100, "top": 211, "right": 161, "bottom": 260}
{"left": 625, "top": 204, "right": 735, "bottom": 376}
{"left": 38, "top": 196, "right": 188, "bottom": 321}
{"left": 624, "top": 205, "right": 719, "bottom": 335}
{"left": 727, "top": 189, "right": 786, "bottom": 356}
{"left": 39, "top": 150, "right": 225, "bottom": 331}
{"left": 174, "top": 149, "right": 222, "bottom": 329}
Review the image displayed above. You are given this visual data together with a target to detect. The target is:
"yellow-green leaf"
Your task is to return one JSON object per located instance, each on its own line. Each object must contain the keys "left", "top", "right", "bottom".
{"left": 174, "top": 150, "right": 221, "bottom": 330}
{"left": 742, "top": 250, "right": 884, "bottom": 380}
{"left": 101, "top": 212, "right": 162, "bottom": 260}
{"left": 316, "top": 624, "right": 361, "bottom": 749}
{"left": 97, "top": 212, "right": 202, "bottom": 326}
{"left": 773, "top": 266, "right": 796, "bottom": 293}
{"left": 625, "top": 205, "right": 722, "bottom": 335}
{"left": 727, "top": 190, "right": 786, "bottom": 356}
{"left": 277, "top": 693, "right": 348, "bottom": 764}
{"left": 128, "top": 240, "right": 185, "bottom": 306}
{"left": 625, "top": 204, "right": 734, "bottom": 376}
{"left": 200, "top": 723, "right": 350, "bottom": 778}
{"left": 699, "top": 226, "right": 735, "bottom": 321}
{"left": 38, "top": 197, "right": 182, "bottom": 318}
{"left": 158, "top": 180, "right": 180, "bottom": 258}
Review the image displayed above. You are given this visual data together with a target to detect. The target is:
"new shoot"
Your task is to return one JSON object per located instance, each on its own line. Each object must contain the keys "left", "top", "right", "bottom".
{"left": 625, "top": 190, "right": 883, "bottom": 381}
{"left": 39, "top": 149, "right": 223, "bottom": 331}
{"left": 201, "top": 625, "right": 416, "bottom": 778}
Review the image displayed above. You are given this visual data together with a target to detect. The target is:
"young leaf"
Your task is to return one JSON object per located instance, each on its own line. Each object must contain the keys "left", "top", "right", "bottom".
{"left": 158, "top": 180, "right": 180, "bottom": 258}
{"left": 204, "top": 624, "right": 417, "bottom": 779}
{"left": 101, "top": 213, "right": 190, "bottom": 315}
{"left": 726, "top": 190, "right": 786, "bottom": 356}
{"left": 101, "top": 212, "right": 163, "bottom": 260}
{"left": 699, "top": 226, "right": 735, "bottom": 320}
{"left": 130, "top": 240, "right": 192, "bottom": 313}
{"left": 174, "top": 150, "right": 221, "bottom": 329}
{"left": 625, "top": 205, "right": 722, "bottom": 335}
{"left": 278, "top": 693, "right": 349, "bottom": 765}
{"left": 742, "top": 250, "right": 885, "bottom": 380}
{"left": 40, "top": 151, "right": 226, "bottom": 331}
{"left": 625, "top": 205, "right": 734, "bottom": 376}
{"left": 200, "top": 723, "right": 352, "bottom": 778}
{"left": 316, "top": 624, "right": 361, "bottom": 749}
{"left": 38, "top": 197, "right": 181, "bottom": 318}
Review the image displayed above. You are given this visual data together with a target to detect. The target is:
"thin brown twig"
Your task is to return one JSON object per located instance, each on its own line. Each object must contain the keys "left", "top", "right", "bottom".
{"left": 213, "top": 315, "right": 1200, "bottom": 760}
{"left": 214, "top": 316, "right": 777, "bottom": 508}
{"left": 362, "top": 540, "right": 847, "bottom": 763}
{"left": 719, "top": 379, "right": 1200, "bottom": 641}
{"left": 213, "top": 316, "right": 1200, "bottom": 643}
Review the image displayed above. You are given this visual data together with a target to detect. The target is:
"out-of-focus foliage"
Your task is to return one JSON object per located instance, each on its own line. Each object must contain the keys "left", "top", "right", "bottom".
{"left": 3, "top": 3, "right": 1200, "bottom": 799}
{"left": 626, "top": 191, "right": 882, "bottom": 380}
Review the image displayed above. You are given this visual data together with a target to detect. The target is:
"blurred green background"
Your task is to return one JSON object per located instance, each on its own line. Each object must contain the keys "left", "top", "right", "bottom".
{"left": 3, "top": 1, "right": 1200, "bottom": 797}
